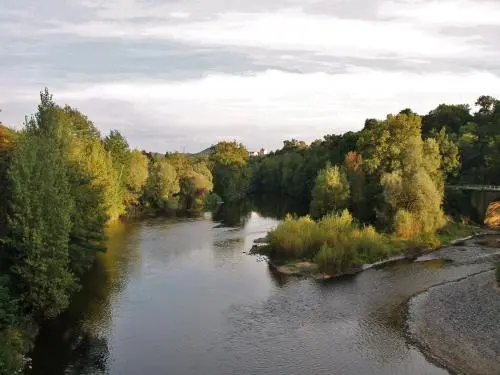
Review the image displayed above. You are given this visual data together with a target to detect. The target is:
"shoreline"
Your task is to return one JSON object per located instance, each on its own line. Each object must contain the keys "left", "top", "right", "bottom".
{"left": 251, "top": 232, "right": 485, "bottom": 280}
{"left": 253, "top": 233, "right": 500, "bottom": 375}
{"left": 406, "top": 269, "right": 500, "bottom": 375}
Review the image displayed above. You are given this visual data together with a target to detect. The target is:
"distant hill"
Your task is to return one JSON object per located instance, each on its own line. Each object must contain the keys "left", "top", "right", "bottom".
{"left": 190, "top": 146, "right": 215, "bottom": 157}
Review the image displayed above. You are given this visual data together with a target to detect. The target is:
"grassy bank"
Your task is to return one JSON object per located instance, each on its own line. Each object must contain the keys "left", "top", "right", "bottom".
{"left": 257, "top": 211, "right": 479, "bottom": 278}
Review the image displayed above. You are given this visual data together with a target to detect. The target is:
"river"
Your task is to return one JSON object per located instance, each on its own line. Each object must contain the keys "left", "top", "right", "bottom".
{"left": 28, "top": 205, "right": 474, "bottom": 375}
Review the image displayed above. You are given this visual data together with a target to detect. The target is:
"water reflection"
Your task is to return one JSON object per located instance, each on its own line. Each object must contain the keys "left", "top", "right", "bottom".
{"left": 29, "top": 220, "right": 142, "bottom": 375}
{"left": 212, "top": 201, "right": 253, "bottom": 227}
{"left": 29, "top": 202, "right": 455, "bottom": 375}
{"left": 251, "top": 195, "right": 309, "bottom": 219}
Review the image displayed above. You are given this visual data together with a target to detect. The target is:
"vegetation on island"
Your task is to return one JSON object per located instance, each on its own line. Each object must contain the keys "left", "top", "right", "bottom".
{"left": 252, "top": 98, "right": 500, "bottom": 276}
{"left": 0, "top": 89, "right": 499, "bottom": 373}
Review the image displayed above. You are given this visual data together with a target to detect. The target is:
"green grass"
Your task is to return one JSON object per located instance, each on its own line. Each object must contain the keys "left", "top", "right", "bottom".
{"left": 266, "top": 210, "right": 393, "bottom": 276}
{"left": 260, "top": 213, "right": 481, "bottom": 278}
{"left": 436, "top": 221, "right": 477, "bottom": 245}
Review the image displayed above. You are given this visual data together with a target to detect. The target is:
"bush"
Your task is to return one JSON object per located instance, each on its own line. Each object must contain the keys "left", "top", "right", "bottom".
{"left": 315, "top": 242, "right": 358, "bottom": 275}
{"left": 394, "top": 209, "right": 421, "bottom": 239}
{"left": 267, "top": 214, "right": 322, "bottom": 259}
{"left": 402, "top": 232, "right": 441, "bottom": 250}
{"left": 437, "top": 220, "right": 476, "bottom": 245}
{"left": 267, "top": 210, "right": 391, "bottom": 275}
{"left": 310, "top": 164, "right": 350, "bottom": 219}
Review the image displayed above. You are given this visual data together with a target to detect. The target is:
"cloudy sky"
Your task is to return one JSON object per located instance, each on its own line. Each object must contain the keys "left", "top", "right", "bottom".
{"left": 1, "top": 0, "right": 500, "bottom": 152}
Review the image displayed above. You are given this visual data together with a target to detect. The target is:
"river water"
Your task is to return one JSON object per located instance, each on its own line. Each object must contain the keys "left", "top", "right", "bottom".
{"left": 28, "top": 206, "right": 464, "bottom": 375}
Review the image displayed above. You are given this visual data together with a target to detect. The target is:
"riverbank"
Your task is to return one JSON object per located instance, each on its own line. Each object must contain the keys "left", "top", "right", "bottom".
{"left": 407, "top": 235, "right": 500, "bottom": 375}
{"left": 251, "top": 221, "right": 479, "bottom": 280}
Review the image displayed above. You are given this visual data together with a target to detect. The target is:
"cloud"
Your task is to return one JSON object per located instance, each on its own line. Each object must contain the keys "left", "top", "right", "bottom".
{"left": 2, "top": 0, "right": 500, "bottom": 152}
{"left": 48, "top": 8, "right": 487, "bottom": 61}
{"left": 47, "top": 68, "right": 500, "bottom": 152}
{"left": 379, "top": 0, "right": 500, "bottom": 27}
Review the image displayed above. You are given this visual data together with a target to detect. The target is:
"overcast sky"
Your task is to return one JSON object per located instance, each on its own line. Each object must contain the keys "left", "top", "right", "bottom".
{"left": 1, "top": 0, "right": 500, "bottom": 152}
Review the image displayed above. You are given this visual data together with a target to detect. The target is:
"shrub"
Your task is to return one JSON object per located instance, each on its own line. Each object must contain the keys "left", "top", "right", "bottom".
{"left": 310, "top": 164, "right": 350, "bottom": 219}
{"left": 394, "top": 209, "right": 421, "bottom": 238}
{"left": 315, "top": 242, "right": 358, "bottom": 275}
{"left": 267, "top": 214, "right": 322, "bottom": 259}
{"left": 403, "top": 232, "right": 441, "bottom": 250}
{"left": 267, "top": 210, "right": 392, "bottom": 274}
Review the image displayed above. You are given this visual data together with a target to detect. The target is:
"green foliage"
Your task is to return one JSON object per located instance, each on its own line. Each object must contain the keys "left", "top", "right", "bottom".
{"left": 104, "top": 130, "right": 131, "bottom": 172}
{"left": 125, "top": 150, "right": 149, "bottom": 207}
{"left": 203, "top": 192, "right": 223, "bottom": 210}
{"left": 66, "top": 167, "right": 108, "bottom": 276}
{"left": 430, "top": 127, "right": 461, "bottom": 177}
{"left": 210, "top": 141, "right": 249, "bottom": 167}
{"left": 362, "top": 113, "right": 446, "bottom": 233}
{"left": 144, "top": 155, "right": 180, "bottom": 210}
{"left": 0, "top": 278, "right": 28, "bottom": 375}
{"left": 0, "top": 125, "right": 16, "bottom": 262}
{"left": 436, "top": 220, "right": 477, "bottom": 245}
{"left": 59, "top": 107, "right": 125, "bottom": 220}
{"left": 210, "top": 141, "right": 250, "bottom": 202}
{"left": 267, "top": 210, "right": 391, "bottom": 275}
{"left": 267, "top": 215, "right": 322, "bottom": 259}
{"left": 8, "top": 91, "right": 75, "bottom": 319}
{"left": 310, "top": 163, "right": 350, "bottom": 219}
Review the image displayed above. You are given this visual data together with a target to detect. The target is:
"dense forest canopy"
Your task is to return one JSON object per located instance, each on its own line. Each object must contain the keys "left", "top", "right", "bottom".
{"left": 0, "top": 90, "right": 499, "bottom": 373}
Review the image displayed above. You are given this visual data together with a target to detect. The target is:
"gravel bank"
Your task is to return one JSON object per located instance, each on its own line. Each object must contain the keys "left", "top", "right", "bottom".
{"left": 408, "top": 235, "right": 500, "bottom": 375}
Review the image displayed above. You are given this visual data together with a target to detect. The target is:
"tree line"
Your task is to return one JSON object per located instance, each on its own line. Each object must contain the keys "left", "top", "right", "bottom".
{"left": 250, "top": 95, "right": 500, "bottom": 276}
{"left": 251, "top": 96, "right": 500, "bottom": 225}
{"left": 0, "top": 90, "right": 236, "bottom": 373}
{"left": 0, "top": 90, "right": 499, "bottom": 372}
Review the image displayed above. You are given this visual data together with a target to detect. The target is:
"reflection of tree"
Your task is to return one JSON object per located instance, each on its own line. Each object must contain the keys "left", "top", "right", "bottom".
{"left": 29, "top": 317, "right": 109, "bottom": 375}
{"left": 212, "top": 201, "right": 253, "bottom": 227}
{"left": 29, "top": 220, "right": 141, "bottom": 375}
{"left": 251, "top": 195, "right": 309, "bottom": 219}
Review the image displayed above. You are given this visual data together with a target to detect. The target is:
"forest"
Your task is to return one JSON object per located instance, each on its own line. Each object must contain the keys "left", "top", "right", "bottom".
{"left": 0, "top": 90, "right": 499, "bottom": 373}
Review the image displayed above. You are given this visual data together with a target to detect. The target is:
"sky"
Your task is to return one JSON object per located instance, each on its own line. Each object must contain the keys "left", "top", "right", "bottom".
{"left": 1, "top": 0, "right": 500, "bottom": 153}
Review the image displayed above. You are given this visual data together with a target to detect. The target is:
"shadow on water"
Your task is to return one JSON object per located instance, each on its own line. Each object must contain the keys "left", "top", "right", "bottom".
{"left": 211, "top": 195, "right": 308, "bottom": 228}
{"left": 251, "top": 194, "right": 309, "bottom": 219}
{"left": 28, "top": 198, "right": 455, "bottom": 375}
{"left": 28, "top": 220, "right": 142, "bottom": 375}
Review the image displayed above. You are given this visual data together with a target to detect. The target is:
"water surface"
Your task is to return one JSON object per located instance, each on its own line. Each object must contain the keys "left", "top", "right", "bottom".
{"left": 29, "top": 208, "right": 460, "bottom": 375}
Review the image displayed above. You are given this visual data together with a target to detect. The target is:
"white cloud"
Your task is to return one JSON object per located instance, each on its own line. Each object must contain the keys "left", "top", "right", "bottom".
{"left": 48, "top": 8, "right": 489, "bottom": 60}
{"left": 169, "top": 12, "right": 191, "bottom": 19}
{"left": 379, "top": 0, "right": 500, "bottom": 27}
{"left": 51, "top": 68, "right": 500, "bottom": 151}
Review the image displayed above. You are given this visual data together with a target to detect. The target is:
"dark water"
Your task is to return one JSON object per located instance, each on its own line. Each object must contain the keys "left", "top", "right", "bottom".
{"left": 29, "top": 205, "right": 459, "bottom": 375}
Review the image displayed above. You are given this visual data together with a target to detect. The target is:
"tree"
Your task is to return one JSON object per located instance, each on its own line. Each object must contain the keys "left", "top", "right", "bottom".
{"left": 0, "top": 126, "right": 16, "bottom": 266}
{"left": 430, "top": 127, "right": 461, "bottom": 178}
{"left": 310, "top": 164, "right": 350, "bottom": 219}
{"left": 210, "top": 141, "right": 250, "bottom": 202}
{"left": 344, "top": 151, "right": 366, "bottom": 218}
{"left": 7, "top": 90, "right": 75, "bottom": 318}
{"left": 361, "top": 112, "right": 446, "bottom": 234}
{"left": 179, "top": 166, "right": 213, "bottom": 212}
{"left": 103, "top": 129, "right": 131, "bottom": 183}
{"left": 58, "top": 107, "right": 125, "bottom": 220}
{"left": 66, "top": 167, "right": 108, "bottom": 276}
{"left": 422, "top": 104, "right": 472, "bottom": 136}
{"left": 144, "top": 155, "right": 180, "bottom": 210}
{"left": 125, "top": 150, "right": 149, "bottom": 206}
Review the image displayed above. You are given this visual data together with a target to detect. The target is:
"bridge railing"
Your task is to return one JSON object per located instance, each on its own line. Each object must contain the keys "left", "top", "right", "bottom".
{"left": 445, "top": 185, "right": 500, "bottom": 192}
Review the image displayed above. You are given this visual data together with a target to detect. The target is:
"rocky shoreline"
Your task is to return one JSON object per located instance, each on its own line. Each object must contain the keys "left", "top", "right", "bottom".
{"left": 253, "top": 234, "right": 500, "bottom": 374}
{"left": 406, "top": 235, "right": 500, "bottom": 375}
